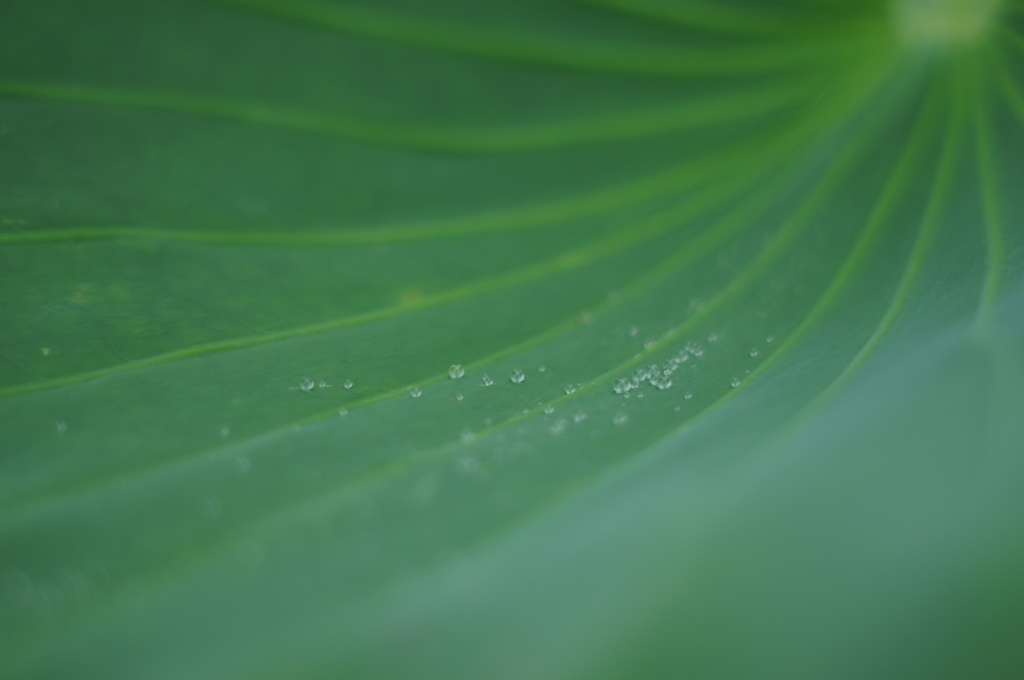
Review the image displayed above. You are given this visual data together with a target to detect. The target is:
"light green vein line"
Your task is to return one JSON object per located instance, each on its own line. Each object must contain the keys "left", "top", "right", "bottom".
{"left": 0, "top": 149, "right": 807, "bottom": 523}
{"left": 0, "top": 76, "right": 810, "bottom": 154}
{"left": 0, "top": 55, "right": 892, "bottom": 401}
{"left": 0, "top": 59, "right": 889, "bottom": 247}
{"left": 204, "top": 0, "right": 864, "bottom": 77}
{"left": 799, "top": 70, "right": 962, "bottom": 412}
{"left": 5, "top": 59, "right": 908, "bottom": 650}
{"left": 565, "top": 0, "right": 856, "bottom": 37}
{"left": 0, "top": 130, "right": 793, "bottom": 402}
{"left": 973, "top": 60, "right": 1007, "bottom": 334}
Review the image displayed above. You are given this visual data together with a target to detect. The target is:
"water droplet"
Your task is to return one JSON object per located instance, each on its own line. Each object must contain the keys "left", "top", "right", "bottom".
{"left": 749, "top": 348, "right": 760, "bottom": 358}
{"left": 510, "top": 369, "right": 525, "bottom": 384}
{"left": 409, "top": 387, "right": 422, "bottom": 398}
{"left": 201, "top": 497, "right": 223, "bottom": 519}
{"left": 317, "top": 379, "right": 329, "bottom": 388}
{"left": 564, "top": 383, "right": 576, "bottom": 395}
{"left": 684, "top": 391, "right": 693, "bottom": 400}
{"left": 452, "top": 392, "right": 464, "bottom": 402}
{"left": 572, "top": 410, "right": 587, "bottom": 424}
{"left": 643, "top": 339, "right": 655, "bottom": 350}
{"left": 460, "top": 430, "right": 475, "bottom": 443}
{"left": 219, "top": 426, "right": 231, "bottom": 438}
{"left": 549, "top": 418, "right": 567, "bottom": 436}
{"left": 613, "top": 377, "right": 631, "bottom": 394}
{"left": 730, "top": 378, "right": 741, "bottom": 388}
{"left": 707, "top": 333, "right": 719, "bottom": 343}
{"left": 674, "top": 405, "right": 682, "bottom": 412}
{"left": 543, "top": 404, "right": 555, "bottom": 415}
{"left": 299, "top": 377, "right": 315, "bottom": 392}
{"left": 766, "top": 335, "right": 775, "bottom": 343}
{"left": 343, "top": 379, "right": 354, "bottom": 390}
{"left": 449, "top": 364, "right": 465, "bottom": 379}
{"left": 455, "top": 456, "right": 478, "bottom": 473}
{"left": 629, "top": 326, "right": 640, "bottom": 337}
{"left": 633, "top": 367, "right": 648, "bottom": 382}
{"left": 481, "top": 374, "right": 494, "bottom": 387}
{"left": 538, "top": 365, "right": 546, "bottom": 373}
{"left": 685, "top": 341, "right": 703, "bottom": 357}
{"left": 522, "top": 407, "right": 530, "bottom": 414}
{"left": 655, "top": 376, "right": 673, "bottom": 390}
{"left": 55, "top": 421, "right": 67, "bottom": 434}
{"left": 613, "top": 413, "right": 628, "bottom": 426}
{"left": 636, "top": 391, "right": 645, "bottom": 399}
{"left": 338, "top": 407, "right": 349, "bottom": 417}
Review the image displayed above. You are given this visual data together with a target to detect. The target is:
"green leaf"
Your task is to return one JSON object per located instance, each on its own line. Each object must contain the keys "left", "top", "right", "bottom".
{"left": 2, "top": 0, "right": 1023, "bottom": 678}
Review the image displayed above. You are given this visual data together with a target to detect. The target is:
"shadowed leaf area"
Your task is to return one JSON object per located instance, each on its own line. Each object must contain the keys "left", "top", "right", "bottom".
{"left": 1, "top": 0, "right": 1023, "bottom": 678}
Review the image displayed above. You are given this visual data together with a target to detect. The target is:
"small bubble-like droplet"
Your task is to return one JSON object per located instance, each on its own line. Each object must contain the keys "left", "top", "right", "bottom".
{"left": 510, "top": 369, "right": 525, "bottom": 384}
{"left": 449, "top": 364, "right": 465, "bottom": 379}
{"left": 656, "top": 377, "right": 673, "bottom": 391}
{"left": 543, "top": 404, "right": 555, "bottom": 415}
{"left": 749, "top": 348, "right": 760, "bottom": 358}
{"left": 573, "top": 410, "right": 587, "bottom": 424}
{"left": 455, "top": 456, "right": 478, "bottom": 473}
{"left": 549, "top": 418, "right": 567, "bottom": 436}
{"left": 674, "top": 405, "right": 682, "bottom": 412}
{"left": 766, "top": 336, "right": 775, "bottom": 343}
{"left": 338, "top": 407, "right": 349, "bottom": 417}
{"left": 409, "top": 387, "right": 422, "bottom": 398}
{"left": 643, "top": 340, "right": 655, "bottom": 350}
{"left": 707, "top": 333, "right": 719, "bottom": 343}
{"left": 613, "top": 413, "right": 628, "bottom": 426}
{"left": 730, "top": 378, "right": 741, "bottom": 388}
{"left": 538, "top": 365, "right": 546, "bottom": 373}
{"left": 299, "top": 377, "right": 315, "bottom": 392}
{"left": 564, "top": 384, "right": 576, "bottom": 395}
{"left": 481, "top": 374, "right": 494, "bottom": 386}
{"left": 317, "top": 379, "right": 329, "bottom": 388}
{"left": 453, "top": 392, "right": 464, "bottom": 402}
{"left": 613, "top": 377, "right": 630, "bottom": 394}
{"left": 684, "top": 391, "right": 693, "bottom": 400}
{"left": 343, "top": 379, "right": 354, "bottom": 390}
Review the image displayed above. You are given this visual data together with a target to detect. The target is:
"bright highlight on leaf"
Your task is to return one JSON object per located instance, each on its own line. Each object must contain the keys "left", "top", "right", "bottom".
{"left": 1, "top": 0, "right": 1023, "bottom": 678}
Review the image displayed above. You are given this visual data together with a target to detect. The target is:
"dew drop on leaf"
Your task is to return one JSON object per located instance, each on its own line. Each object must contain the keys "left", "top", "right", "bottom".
{"left": 613, "top": 413, "right": 628, "bottom": 426}
{"left": 481, "top": 374, "right": 494, "bottom": 386}
{"left": 564, "top": 384, "right": 576, "bottom": 395}
{"left": 409, "top": 387, "right": 422, "bottom": 398}
{"left": 510, "top": 369, "right": 525, "bottom": 384}
{"left": 449, "top": 364, "right": 464, "bottom": 379}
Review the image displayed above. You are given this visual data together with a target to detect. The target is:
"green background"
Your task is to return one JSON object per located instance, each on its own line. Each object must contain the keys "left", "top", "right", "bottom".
{"left": 2, "top": 0, "right": 1023, "bottom": 678}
